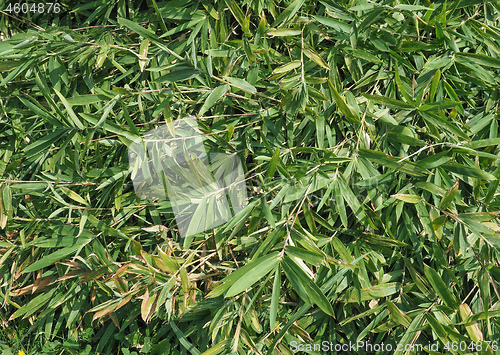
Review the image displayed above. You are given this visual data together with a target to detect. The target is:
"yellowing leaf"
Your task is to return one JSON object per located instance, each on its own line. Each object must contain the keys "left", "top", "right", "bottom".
{"left": 303, "top": 47, "right": 330, "bottom": 70}
{"left": 139, "top": 38, "right": 150, "bottom": 72}
{"left": 60, "top": 186, "right": 89, "bottom": 206}
{"left": 391, "top": 194, "right": 422, "bottom": 204}
{"left": 272, "top": 60, "right": 301, "bottom": 74}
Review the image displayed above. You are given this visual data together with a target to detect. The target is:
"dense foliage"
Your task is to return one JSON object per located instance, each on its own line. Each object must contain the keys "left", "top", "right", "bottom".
{"left": 1, "top": 0, "right": 500, "bottom": 354}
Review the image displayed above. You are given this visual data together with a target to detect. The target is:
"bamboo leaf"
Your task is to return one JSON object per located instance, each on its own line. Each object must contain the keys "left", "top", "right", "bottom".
{"left": 438, "top": 181, "right": 459, "bottom": 210}
{"left": 269, "top": 267, "right": 280, "bottom": 329}
{"left": 328, "top": 80, "right": 360, "bottom": 123}
{"left": 362, "top": 93, "right": 415, "bottom": 109}
{"left": 199, "top": 84, "right": 229, "bottom": 116}
{"left": 424, "top": 265, "right": 458, "bottom": 309}
{"left": 23, "top": 240, "right": 92, "bottom": 274}
{"left": 60, "top": 187, "right": 89, "bottom": 206}
{"left": 53, "top": 89, "right": 85, "bottom": 129}
{"left": 303, "top": 47, "right": 331, "bottom": 70}
{"left": 282, "top": 255, "right": 334, "bottom": 316}
{"left": 268, "top": 29, "right": 302, "bottom": 36}
{"left": 391, "top": 194, "right": 422, "bottom": 204}
{"left": 207, "top": 252, "right": 280, "bottom": 298}
{"left": 224, "top": 77, "right": 257, "bottom": 94}
{"left": 117, "top": 17, "right": 184, "bottom": 60}
{"left": 272, "top": 60, "right": 301, "bottom": 74}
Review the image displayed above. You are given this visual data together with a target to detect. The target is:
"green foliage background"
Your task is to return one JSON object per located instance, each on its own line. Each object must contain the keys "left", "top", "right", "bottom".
{"left": 1, "top": 0, "right": 500, "bottom": 354}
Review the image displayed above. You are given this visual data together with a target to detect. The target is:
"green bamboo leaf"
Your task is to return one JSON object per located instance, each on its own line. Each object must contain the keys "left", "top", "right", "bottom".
{"left": 424, "top": 265, "right": 458, "bottom": 309}
{"left": 387, "top": 301, "right": 411, "bottom": 327}
{"left": 150, "top": 0, "right": 168, "bottom": 32}
{"left": 242, "top": 37, "right": 256, "bottom": 63}
{"left": 272, "top": 60, "right": 301, "bottom": 74}
{"left": 285, "top": 246, "right": 323, "bottom": 266}
{"left": 393, "top": 312, "right": 426, "bottom": 355}
{"left": 330, "top": 237, "right": 354, "bottom": 263}
{"left": 313, "top": 15, "right": 351, "bottom": 33}
{"left": 0, "top": 184, "right": 11, "bottom": 229}
{"left": 270, "top": 183, "right": 290, "bottom": 209}
{"left": 60, "top": 186, "right": 89, "bottom": 206}
{"left": 459, "top": 212, "right": 500, "bottom": 222}
{"left": 120, "top": 100, "right": 139, "bottom": 136}
{"left": 459, "top": 303, "right": 484, "bottom": 342}
{"left": 23, "top": 129, "right": 66, "bottom": 155}
{"left": 420, "top": 111, "right": 469, "bottom": 139}
{"left": 96, "top": 170, "right": 128, "bottom": 191}
{"left": 224, "top": 0, "right": 248, "bottom": 33}
{"left": 261, "top": 197, "right": 275, "bottom": 228}
{"left": 438, "top": 181, "right": 459, "bottom": 210}
{"left": 184, "top": 197, "right": 208, "bottom": 238}
{"left": 226, "top": 252, "right": 279, "bottom": 297}
{"left": 334, "top": 180, "right": 348, "bottom": 228}
{"left": 224, "top": 76, "right": 257, "bottom": 94}
{"left": 464, "top": 138, "right": 500, "bottom": 149}
{"left": 426, "top": 314, "right": 449, "bottom": 340}
{"left": 328, "top": 80, "right": 360, "bottom": 123}
{"left": 268, "top": 29, "right": 301, "bottom": 36}
{"left": 86, "top": 214, "right": 129, "bottom": 239}
{"left": 53, "top": 89, "right": 85, "bottom": 129}
{"left": 343, "top": 282, "right": 401, "bottom": 302}
{"left": 394, "top": 4, "right": 434, "bottom": 11}
{"left": 394, "top": 62, "right": 413, "bottom": 103}
{"left": 387, "top": 131, "right": 426, "bottom": 146}
{"left": 199, "top": 84, "right": 229, "bottom": 117}
{"left": 456, "top": 52, "right": 500, "bottom": 68}
{"left": 18, "top": 96, "right": 63, "bottom": 127}
{"left": 303, "top": 47, "right": 331, "bottom": 70}
{"left": 442, "top": 162, "right": 497, "bottom": 181}
{"left": 416, "top": 150, "right": 452, "bottom": 169}
{"left": 403, "top": 259, "right": 431, "bottom": 297}
{"left": 23, "top": 241, "right": 91, "bottom": 274}
{"left": 80, "top": 113, "right": 138, "bottom": 142}
{"left": 200, "top": 340, "right": 230, "bottom": 355}
{"left": 269, "top": 267, "right": 281, "bottom": 329}
{"left": 282, "top": 255, "right": 334, "bottom": 316}
{"left": 458, "top": 308, "right": 500, "bottom": 324}
{"left": 222, "top": 200, "right": 257, "bottom": 232}
{"left": 415, "top": 201, "right": 437, "bottom": 241}
{"left": 429, "top": 69, "right": 441, "bottom": 102}
{"left": 138, "top": 38, "right": 150, "bottom": 72}
{"left": 336, "top": 174, "right": 376, "bottom": 229}
{"left": 391, "top": 194, "right": 422, "bottom": 204}
{"left": 271, "top": 0, "right": 306, "bottom": 27}
{"left": 117, "top": 17, "right": 183, "bottom": 60}
{"left": 157, "top": 69, "right": 200, "bottom": 83}
{"left": 207, "top": 252, "right": 280, "bottom": 298}
{"left": 400, "top": 41, "right": 437, "bottom": 52}
{"left": 350, "top": 49, "right": 382, "bottom": 63}
{"left": 65, "top": 94, "right": 108, "bottom": 106}
{"left": 96, "top": 94, "right": 120, "bottom": 128}
{"left": 94, "top": 44, "right": 108, "bottom": 69}
{"left": 419, "top": 101, "right": 460, "bottom": 111}
{"left": 170, "top": 322, "right": 202, "bottom": 355}
{"left": 0, "top": 58, "right": 36, "bottom": 86}
{"left": 483, "top": 234, "right": 500, "bottom": 250}
{"left": 9, "top": 288, "right": 58, "bottom": 320}
{"left": 267, "top": 147, "right": 280, "bottom": 178}
{"left": 359, "top": 148, "right": 428, "bottom": 176}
